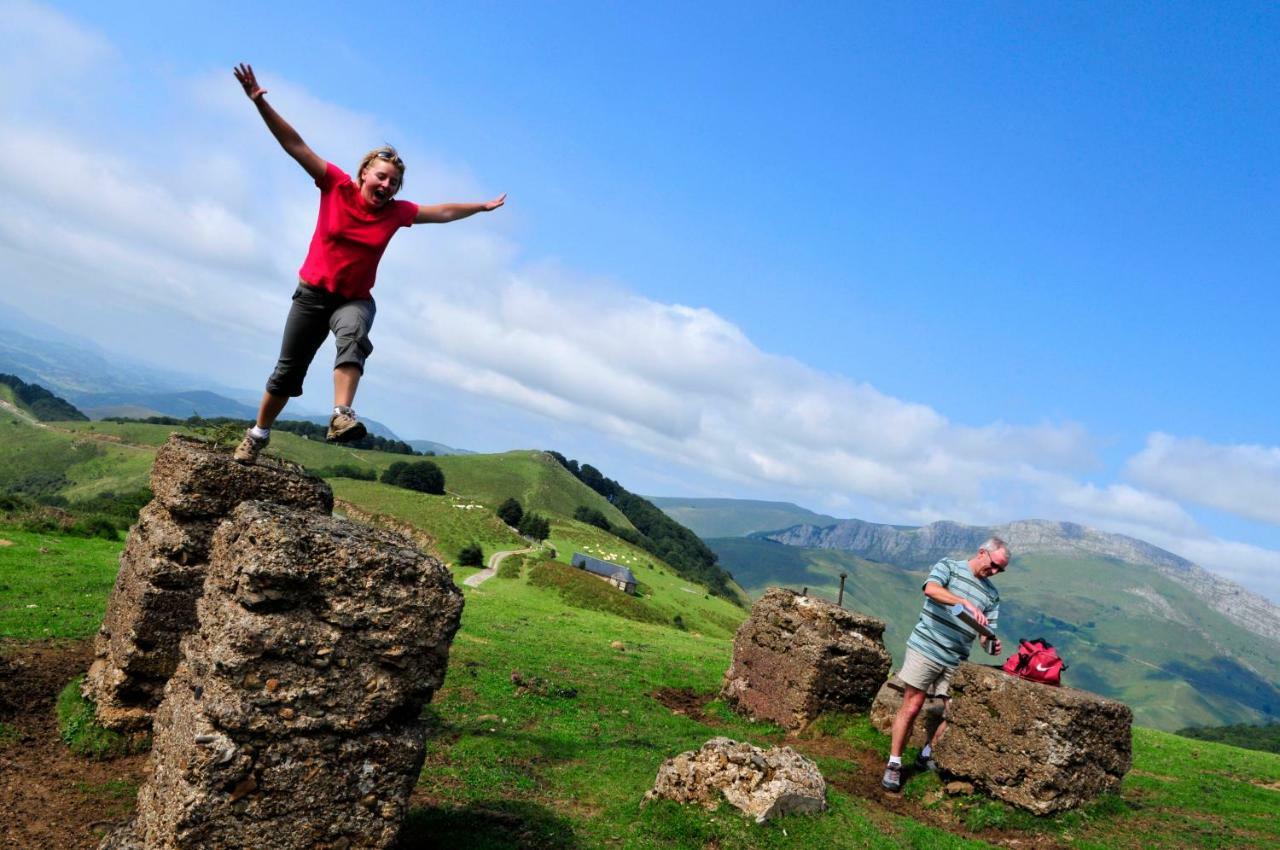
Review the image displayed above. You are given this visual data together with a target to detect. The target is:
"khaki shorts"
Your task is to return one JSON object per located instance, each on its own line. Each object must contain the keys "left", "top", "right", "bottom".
{"left": 898, "top": 647, "right": 956, "bottom": 697}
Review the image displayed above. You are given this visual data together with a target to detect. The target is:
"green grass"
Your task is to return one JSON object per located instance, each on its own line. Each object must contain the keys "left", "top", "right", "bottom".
{"left": 331, "top": 479, "right": 527, "bottom": 567}
{"left": 0, "top": 721, "right": 20, "bottom": 748}
{"left": 55, "top": 675, "right": 149, "bottom": 759}
{"left": 0, "top": 526, "right": 123, "bottom": 639}
{"left": 9, "top": 415, "right": 1280, "bottom": 847}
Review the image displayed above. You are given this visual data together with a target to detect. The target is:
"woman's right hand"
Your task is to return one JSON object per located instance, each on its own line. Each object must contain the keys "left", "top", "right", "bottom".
{"left": 233, "top": 63, "right": 267, "bottom": 101}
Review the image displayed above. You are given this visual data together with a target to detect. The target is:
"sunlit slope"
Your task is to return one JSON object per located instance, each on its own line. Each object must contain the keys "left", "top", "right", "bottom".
{"left": 712, "top": 537, "right": 1280, "bottom": 731}
{"left": 0, "top": 410, "right": 153, "bottom": 500}
{"left": 55, "top": 423, "right": 632, "bottom": 530}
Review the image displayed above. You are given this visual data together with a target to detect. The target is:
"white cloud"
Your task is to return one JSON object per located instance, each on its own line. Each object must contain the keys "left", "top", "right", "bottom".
{"left": 1126, "top": 433, "right": 1280, "bottom": 526}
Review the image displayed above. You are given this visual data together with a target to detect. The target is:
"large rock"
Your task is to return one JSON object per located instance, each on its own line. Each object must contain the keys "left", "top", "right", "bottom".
{"left": 645, "top": 737, "right": 826, "bottom": 824}
{"left": 102, "top": 500, "right": 464, "bottom": 849}
{"left": 868, "top": 677, "right": 947, "bottom": 749}
{"left": 934, "top": 663, "right": 1132, "bottom": 814}
{"left": 721, "top": 588, "right": 892, "bottom": 729}
{"left": 84, "top": 435, "right": 333, "bottom": 731}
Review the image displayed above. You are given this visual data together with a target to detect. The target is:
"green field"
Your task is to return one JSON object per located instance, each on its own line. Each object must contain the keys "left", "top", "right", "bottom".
{"left": 4, "top": 520, "right": 1279, "bottom": 848}
{"left": 0, "top": 526, "right": 122, "bottom": 639}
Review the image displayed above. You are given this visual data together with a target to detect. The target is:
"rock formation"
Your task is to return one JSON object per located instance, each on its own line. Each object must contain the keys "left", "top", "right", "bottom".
{"left": 721, "top": 587, "right": 892, "bottom": 730}
{"left": 868, "top": 677, "right": 946, "bottom": 749}
{"left": 645, "top": 737, "right": 826, "bottom": 823}
{"left": 102, "top": 500, "right": 464, "bottom": 849}
{"left": 934, "top": 663, "right": 1132, "bottom": 814}
{"left": 84, "top": 435, "right": 333, "bottom": 731}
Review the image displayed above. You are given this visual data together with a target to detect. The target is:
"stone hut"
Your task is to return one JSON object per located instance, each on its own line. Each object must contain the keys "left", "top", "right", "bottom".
{"left": 934, "top": 663, "right": 1132, "bottom": 814}
{"left": 84, "top": 435, "right": 332, "bottom": 731}
{"left": 721, "top": 587, "right": 892, "bottom": 730}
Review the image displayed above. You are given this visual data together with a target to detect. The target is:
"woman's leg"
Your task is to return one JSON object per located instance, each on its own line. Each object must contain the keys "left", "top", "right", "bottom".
{"left": 254, "top": 391, "right": 291, "bottom": 430}
{"left": 333, "top": 365, "right": 361, "bottom": 409}
{"left": 266, "top": 284, "right": 335, "bottom": 405}
{"left": 325, "top": 298, "right": 375, "bottom": 442}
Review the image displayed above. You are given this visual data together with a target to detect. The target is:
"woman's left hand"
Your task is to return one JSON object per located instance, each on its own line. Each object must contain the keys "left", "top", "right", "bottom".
{"left": 483, "top": 193, "right": 507, "bottom": 211}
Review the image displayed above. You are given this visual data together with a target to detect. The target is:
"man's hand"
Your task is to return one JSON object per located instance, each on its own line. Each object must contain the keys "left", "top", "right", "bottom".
{"left": 234, "top": 63, "right": 267, "bottom": 101}
{"left": 483, "top": 193, "right": 507, "bottom": 211}
{"left": 963, "top": 600, "right": 989, "bottom": 627}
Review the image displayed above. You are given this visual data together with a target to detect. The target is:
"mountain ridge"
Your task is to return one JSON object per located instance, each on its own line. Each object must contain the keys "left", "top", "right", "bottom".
{"left": 763, "top": 517, "right": 1280, "bottom": 643}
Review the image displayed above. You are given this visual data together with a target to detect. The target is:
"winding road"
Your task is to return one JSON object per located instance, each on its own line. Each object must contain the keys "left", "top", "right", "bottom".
{"left": 463, "top": 546, "right": 538, "bottom": 587}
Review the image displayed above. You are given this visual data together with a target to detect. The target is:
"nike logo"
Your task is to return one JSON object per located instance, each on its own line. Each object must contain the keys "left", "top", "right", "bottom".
{"left": 1035, "top": 663, "right": 1054, "bottom": 672}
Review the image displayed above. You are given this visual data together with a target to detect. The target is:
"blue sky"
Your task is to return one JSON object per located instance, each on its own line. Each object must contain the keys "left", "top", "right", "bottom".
{"left": 2, "top": 1, "right": 1279, "bottom": 602}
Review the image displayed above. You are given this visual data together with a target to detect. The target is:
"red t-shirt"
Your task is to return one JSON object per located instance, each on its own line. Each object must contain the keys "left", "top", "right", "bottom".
{"left": 297, "top": 162, "right": 417, "bottom": 300}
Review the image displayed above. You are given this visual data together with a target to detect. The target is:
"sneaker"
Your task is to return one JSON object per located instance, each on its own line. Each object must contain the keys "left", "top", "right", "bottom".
{"left": 914, "top": 753, "right": 937, "bottom": 772}
{"left": 233, "top": 429, "right": 269, "bottom": 464}
{"left": 326, "top": 408, "right": 367, "bottom": 443}
{"left": 881, "top": 761, "right": 903, "bottom": 792}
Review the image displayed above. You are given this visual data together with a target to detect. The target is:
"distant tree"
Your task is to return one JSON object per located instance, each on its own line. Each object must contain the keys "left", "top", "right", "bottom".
{"left": 457, "top": 543, "right": 484, "bottom": 567}
{"left": 518, "top": 512, "right": 551, "bottom": 541}
{"left": 573, "top": 505, "right": 611, "bottom": 531}
{"left": 381, "top": 462, "right": 409, "bottom": 486}
{"left": 497, "top": 497, "right": 524, "bottom": 527}
{"left": 388, "top": 461, "right": 446, "bottom": 495}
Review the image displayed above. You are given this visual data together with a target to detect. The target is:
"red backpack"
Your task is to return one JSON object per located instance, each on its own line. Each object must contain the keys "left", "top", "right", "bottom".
{"left": 1002, "top": 637, "right": 1066, "bottom": 686}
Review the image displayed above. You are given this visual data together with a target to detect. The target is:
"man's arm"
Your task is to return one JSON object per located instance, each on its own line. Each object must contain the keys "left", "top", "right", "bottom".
{"left": 923, "top": 581, "right": 990, "bottom": 627}
{"left": 415, "top": 194, "right": 506, "bottom": 224}
{"left": 233, "top": 63, "right": 326, "bottom": 182}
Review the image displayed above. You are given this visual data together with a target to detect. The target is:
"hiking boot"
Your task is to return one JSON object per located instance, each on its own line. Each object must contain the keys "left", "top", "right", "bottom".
{"left": 326, "top": 408, "right": 366, "bottom": 443}
{"left": 233, "top": 429, "right": 269, "bottom": 464}
{"left": 881, "top": 761, "right": 903, "bottom": 792}
{"left": 914, "top": 753, "right": 937, "bottom": 772}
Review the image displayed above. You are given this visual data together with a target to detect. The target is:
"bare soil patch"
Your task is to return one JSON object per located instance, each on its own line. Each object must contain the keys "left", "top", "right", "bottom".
{"left": 651, "top": 687, "right": 717, "bottom": 725}
{"left": 0, "top": 639, "right": 149, "bottom": 849}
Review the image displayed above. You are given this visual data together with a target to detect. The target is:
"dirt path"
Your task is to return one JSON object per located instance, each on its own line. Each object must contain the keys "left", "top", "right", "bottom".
{"left": 0, "top": 640, "right": 149, "bottom": 849}
{"left": 464, "top": 547, "right": 538, "bottom": 587}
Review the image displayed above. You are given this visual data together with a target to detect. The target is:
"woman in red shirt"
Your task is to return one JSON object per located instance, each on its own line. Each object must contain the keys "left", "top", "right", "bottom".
{"left": 231, "top": 63, "right": 505, "bottom": 463}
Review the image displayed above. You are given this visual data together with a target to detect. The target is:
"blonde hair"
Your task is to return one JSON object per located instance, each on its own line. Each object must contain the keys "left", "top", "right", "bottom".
{"left": 357, "top": 145, "right": 406, "bottom": 192}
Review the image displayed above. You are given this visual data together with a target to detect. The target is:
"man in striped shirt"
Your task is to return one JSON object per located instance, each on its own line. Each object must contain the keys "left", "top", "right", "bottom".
{"left": 882, "top": 537, "right": 1009, "bottom": 792}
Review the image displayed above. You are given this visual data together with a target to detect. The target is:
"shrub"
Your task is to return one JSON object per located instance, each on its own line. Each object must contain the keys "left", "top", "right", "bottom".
{"left": 518, "top": 512, "right": 551, "bottom": 541}
{"left": 458, "top": 543, "right": 484, "bottom": 567}
{"left": 572, "top": 506, "right": 611, "bottom": 531}
{"left": 383, "top": 461, "right": 445, "bottom": 495}
{"left": 314, "top": 464, "right": 377, "bottom": 481}
{"left": 496, "top": 497, "right": 524, "bottom": 527}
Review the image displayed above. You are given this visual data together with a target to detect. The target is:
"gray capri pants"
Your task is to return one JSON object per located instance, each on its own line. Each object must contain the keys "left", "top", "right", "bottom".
{"left": 265, "top": 282, "right": 376, "bottom": 398}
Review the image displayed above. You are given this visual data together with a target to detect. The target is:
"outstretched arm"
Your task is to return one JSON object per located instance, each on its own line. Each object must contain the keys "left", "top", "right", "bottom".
{"left": 233, "top": 63, "right": 327, "bottom": 182}
{"left": 415, "top": 193, "right": 506, "bottom": 224}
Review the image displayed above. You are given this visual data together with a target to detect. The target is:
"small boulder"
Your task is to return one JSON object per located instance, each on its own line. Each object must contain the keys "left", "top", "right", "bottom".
{"left": 645, "top": 737, "right": 826, "bottom": 823}
{"left": 934, "top": 663, "right": 1132, "bottom": 814}
{"left": 721, "top": 588, "right": 891, "bottom": 730}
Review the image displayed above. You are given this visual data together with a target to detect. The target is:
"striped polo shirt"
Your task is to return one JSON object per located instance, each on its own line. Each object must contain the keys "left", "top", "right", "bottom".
{"left": 905, "top": 557, "right": 1000, "bottom": 668}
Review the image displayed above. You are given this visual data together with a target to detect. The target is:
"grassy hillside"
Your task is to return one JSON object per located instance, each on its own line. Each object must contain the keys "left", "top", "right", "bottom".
{"left": 649, "top": 497, "right": 841, "bottom": 538}
{"left": 4, "top": 520, "right": 1280, "bottom": 847}
{"left": 712, "top": 537, "right": 1280, "bottom": 732}
{"left": 56, "top": 422, "right": 633, "bottom": 531}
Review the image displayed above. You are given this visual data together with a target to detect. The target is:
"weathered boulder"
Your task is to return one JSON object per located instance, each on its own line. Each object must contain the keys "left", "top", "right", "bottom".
{"left": 934, "top": 663, "right": 1132, "bottom": 814}
{"left": 84, "top": 435, "right": 332, "bottom": 731}
{"left": 869, "top": 677, "right": 947, "bottom": 749}
{"left": 645, "top": 737, "right": 826, "bottom": 823}
{"left": 102, "top": 500, "right": 464, "bottom": 849}
{"left": 721, "top": 587, "right": 892, "bottom": 729}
